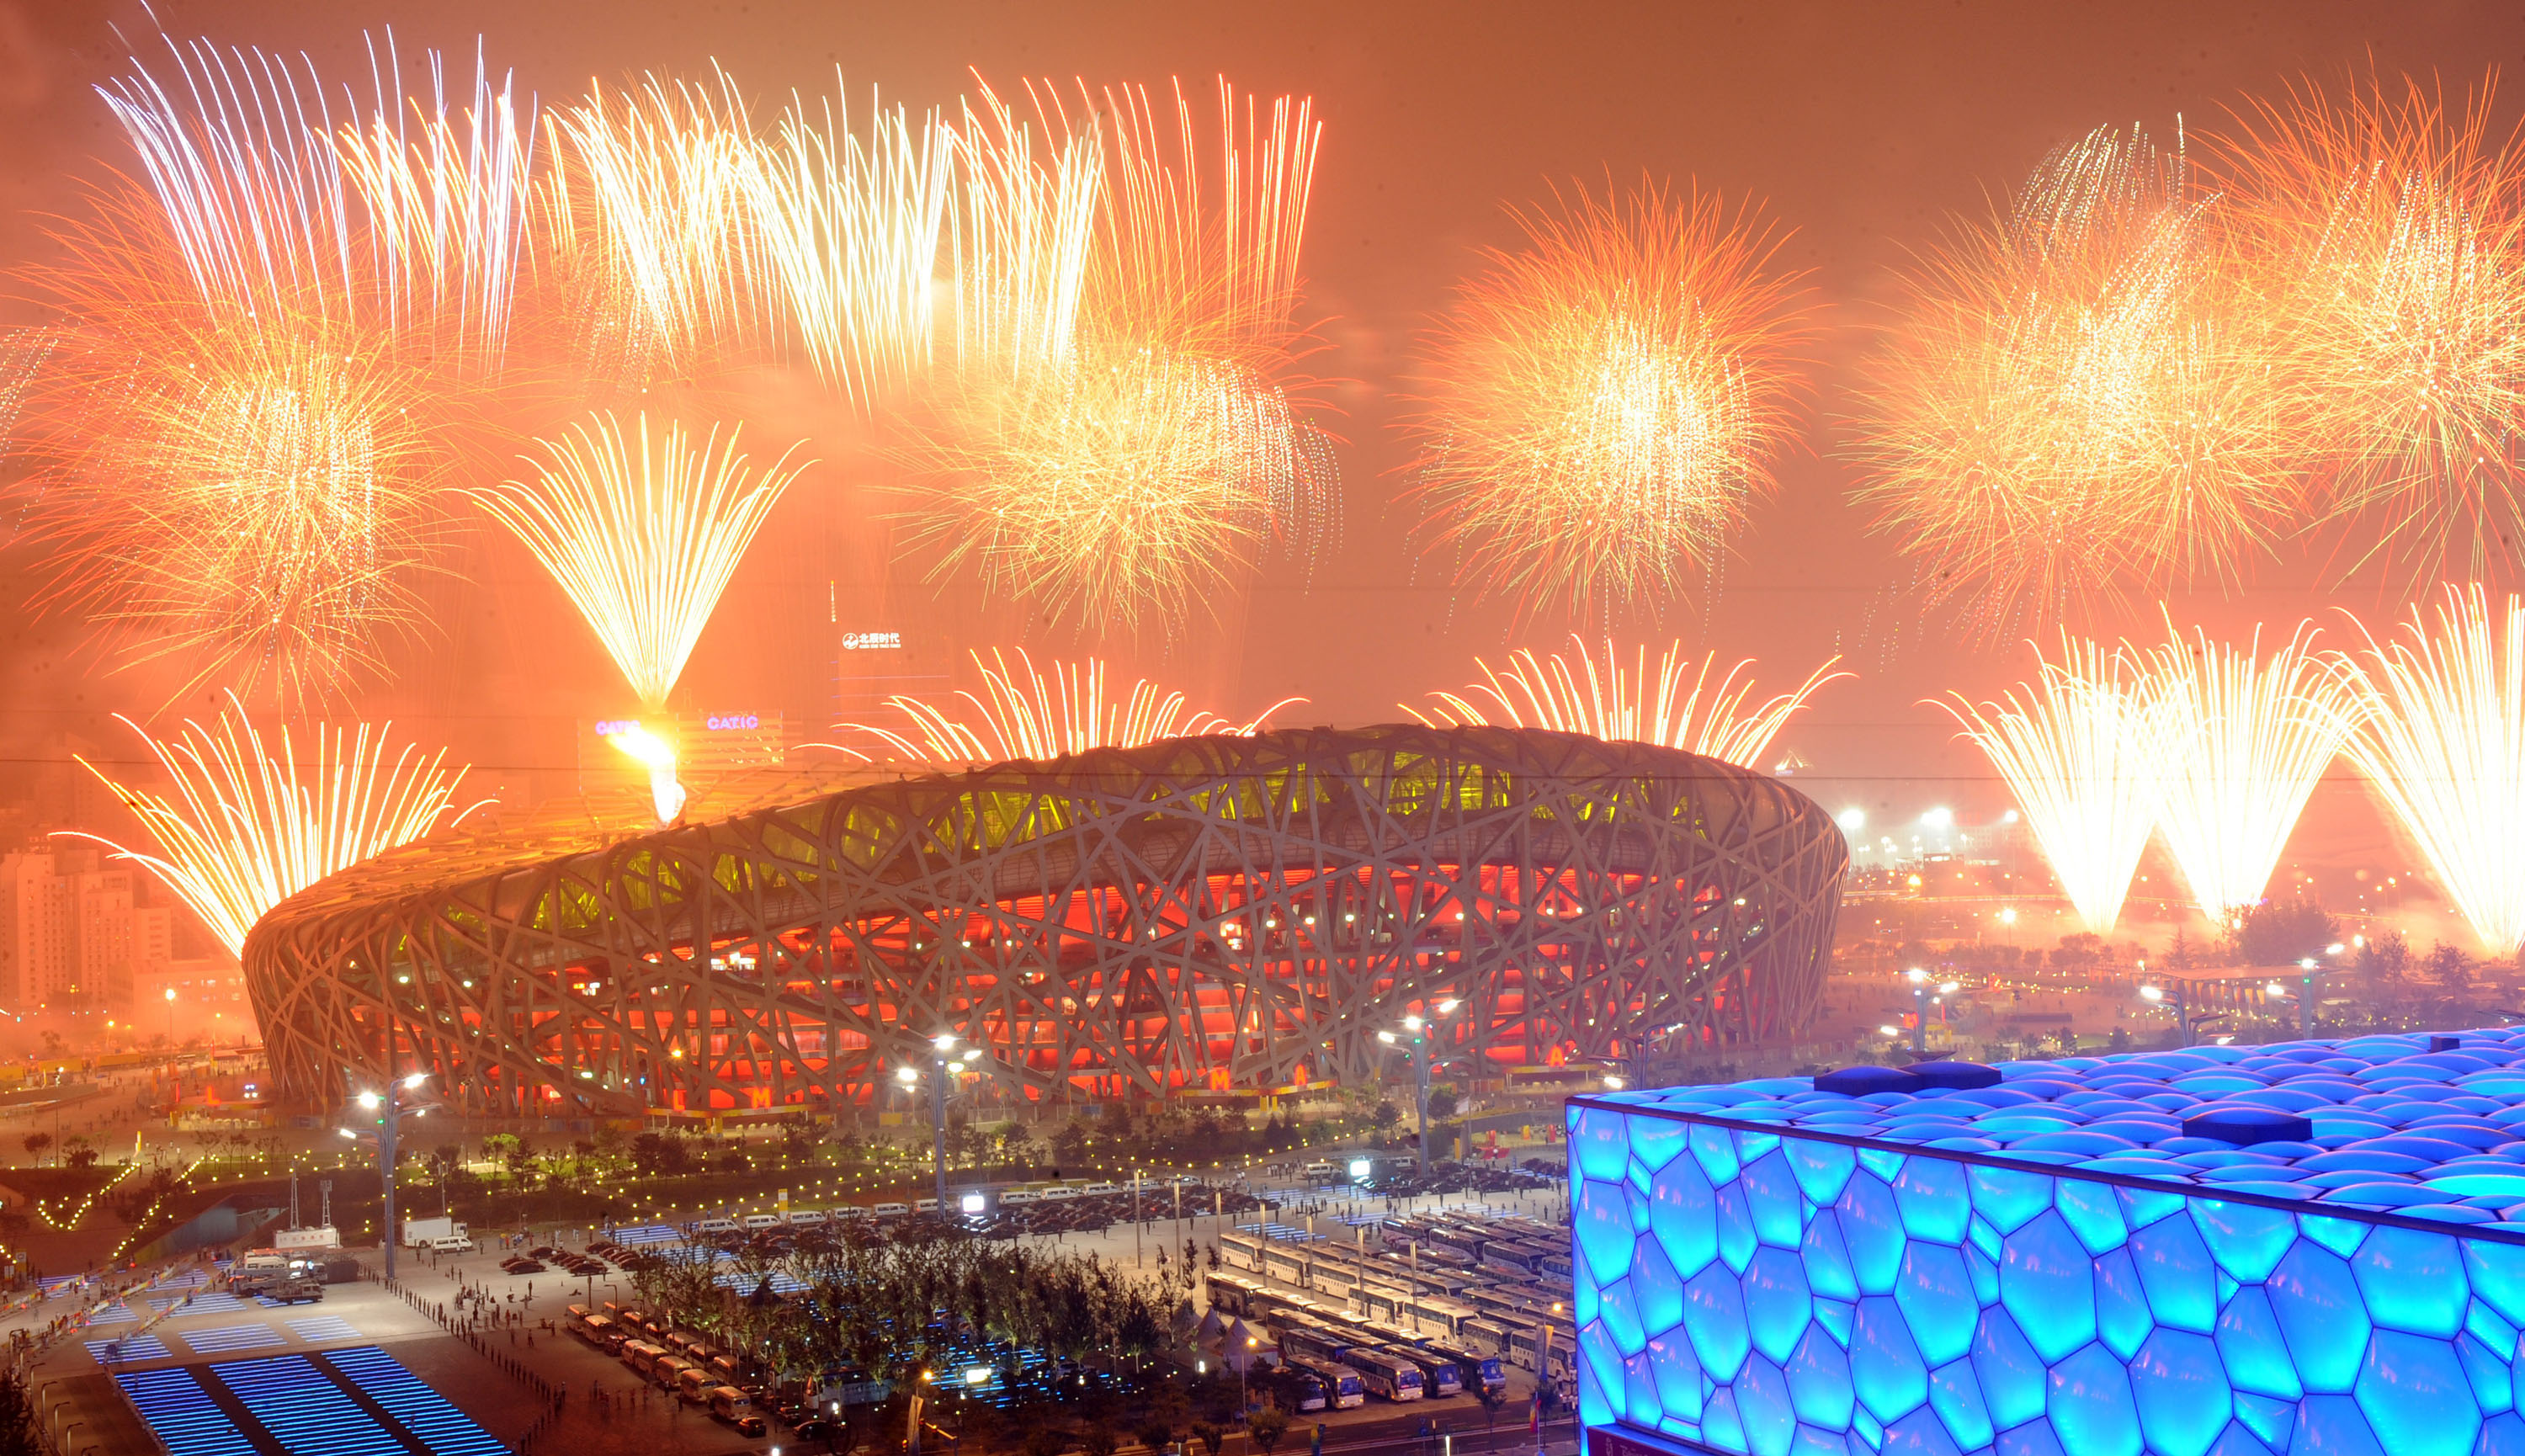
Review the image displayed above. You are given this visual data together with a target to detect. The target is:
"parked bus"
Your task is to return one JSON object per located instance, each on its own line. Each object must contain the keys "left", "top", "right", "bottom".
{"left": 1286, "top": 1357, "right": 1364, "bottom": 1409}
{"left": 1207, "top": 1272, "right": 1268, "bottom": 1318}
{"left": 1504, "top": 1325, "right": 1575, "bottom": 1385}
{"left": 1339, "top": 1347, "right": 1425, "bottom": 1401}
{"left": 1422, "top": 1339, "right": 1508, "bottom": 1395}
{"left": 1267, "top": 1365, "right": 1329, "bottom": 1415}
{"left": 1276, "top": 1324, "right": 1353, "bottom": 1367}
{"left": 1218, "top": 1233, "right": 1264, "bottom": 1272}
{"left": 1403, "top": 1295, "right": 1481, "bottom": 1340}
{"left": 621, "top": 1342, "right": 668, "bottom": 1379}
{"left": 1261, "top": 1244, "right": 1310, "bottom": 1285}
{"left": 1460, "top": 1319, "right": 1513, "bottom": 1356}
{"left": 1379, "top": 1344, "right": 1463, "bottom": 1398}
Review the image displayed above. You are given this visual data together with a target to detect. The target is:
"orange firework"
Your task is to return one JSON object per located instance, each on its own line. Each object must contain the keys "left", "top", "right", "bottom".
{"left": 897, "top": 77, "right": 1335, "bottom": 630}
{"left": 822, "top": 647, "right": 1300, "bottom": 763}
{"left": 1407, "top": 178, "right": 1809, "bottom": 619}
{"left": 1407, "top": 636, "right": 1847, "bottom": 770}
{"left": 13, "top": 33, "right": 529, "bottom": 704}
{"left": 2214, "top": 73, "right": 2525, "bottom": 576}
{"left": 540, "top": 72, "right": 770, "bottom": 388}
{"left": 1852, "top": 125, "right": 2290, "bottom": 633}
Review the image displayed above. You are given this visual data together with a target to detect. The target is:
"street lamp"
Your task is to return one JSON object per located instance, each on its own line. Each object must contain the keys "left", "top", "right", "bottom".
{"left": 2297, "top": 957, "right": 2319, "bottom": 1038}
{"left": 339, "top": 1071, "right": 430, "bottom": 1280}
{"left": 1379, "top": 1002, "right": 1460, "bottom": 1173}
{"left": 899, "top": 1036, "right": 966, "bottom": 1214}
{"left": 2140, "top": 982, "right": 2191, "bottom": 1048}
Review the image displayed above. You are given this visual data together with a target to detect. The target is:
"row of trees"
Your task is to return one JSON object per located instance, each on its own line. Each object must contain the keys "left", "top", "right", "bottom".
{"left": 625, "top": 1227, "right": 1221, "bottom": 1453}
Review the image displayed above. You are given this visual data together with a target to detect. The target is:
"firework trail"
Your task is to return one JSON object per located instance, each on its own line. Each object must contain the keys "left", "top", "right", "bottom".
{"left": 1853, "top": 125, "right": 2290, "bottom": 633}
{"left": 63, "top": 698, "right": 481, "bottom": 956}
{"left": 1407, "top": 179, "right": 1808, "bottom": 619}
{"left": 1408, "top": 636, "right": 1847, "bottom": 770}
{"left": 2333, "top": 585, "right": 2525, "bottom": 955}
{"left": 743, "top": 82, "right": 955, "bottom": 406}
{"left": 15, "top": 32, "right": 537, "bottom": 704}
{"left": 1940, "top": 636, "right": 2163, "bottom": 933}
{"left": 541, "top": 73, "right": 768, "bottom": 386}
{"left": 473, "top": 412, "right": 809, "bottom": 709}
{"left": 2215, "top": 74, "right": 2525, "bottom": 577}
{"left": 825, "top": 647, "right": 1300, "bottom": 763}
{"left": 896, "top": 77, "right": 1334, "bottom": 630}
{"left": 2134, "top": 619, "right": 2350, "bottom": 921}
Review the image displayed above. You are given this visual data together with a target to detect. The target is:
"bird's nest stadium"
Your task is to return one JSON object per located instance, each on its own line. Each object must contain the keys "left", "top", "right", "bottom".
{"left": 243, "top": 725, "right": 1849, "bottom": 1118}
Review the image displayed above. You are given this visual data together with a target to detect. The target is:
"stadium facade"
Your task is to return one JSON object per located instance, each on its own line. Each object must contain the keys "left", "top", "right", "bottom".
{"left": 244, "top": 725, "right": 1847, "bottom": 1117}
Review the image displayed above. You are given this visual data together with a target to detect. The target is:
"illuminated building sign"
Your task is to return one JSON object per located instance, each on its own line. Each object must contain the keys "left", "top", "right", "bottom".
{"left": 841, "top": 631, "right": 902, "bottom": 651}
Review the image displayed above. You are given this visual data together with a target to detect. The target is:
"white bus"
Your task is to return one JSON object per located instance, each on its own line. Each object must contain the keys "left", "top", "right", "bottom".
{"left": 1339, "top": 1347, "right": 1425, "bottom": 1401}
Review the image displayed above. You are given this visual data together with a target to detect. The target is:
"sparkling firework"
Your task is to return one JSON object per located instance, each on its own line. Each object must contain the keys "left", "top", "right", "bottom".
{"left": 901, "top": 343, "right": 1335, "bottom": 628}
{"left": 63, "top": 699, "right": 480, "bottom": 957}
{"left": 2216, "top": 75, "right": 2525, "bottom": 573}
{"left": 826, "top": 647, "right": 1300, "bottom": 763}
{"left": 744, "top": 82, "right": 955, "bottom": 405}
{"left": 606, "top": 725, "right": 688, "bottom": 825}
{"left": 474, "top": 412, "right": 808, "bottom": 708}
{"left": 1408, "top": 179, "right": 1809, "bottom": 618}
{"left": 543, "top": 75, "right": 767, "bottom": 385}
{"left": 1853, "top": 125, "right": 2289, "bottom": 631}
{"left": 898, "top": 77, "right": 1333, "bottom": 630}
{"left": 93, "top": 31, "right": 534, "bottom": 370}
{"left": 1407, "top": 636, "right": 1847, "bottom": 770}
{"left": 2333, "top": 585, "right": 2525, "bottom": 954}
{"left": 19, "top": 325, "right": 444, "bottom": 704}
{"left": 2134, "top": 619, "right": 2350, "bottom": 921}
{"left": 1940, "top": 637, "right": 2162, "bottom": 933}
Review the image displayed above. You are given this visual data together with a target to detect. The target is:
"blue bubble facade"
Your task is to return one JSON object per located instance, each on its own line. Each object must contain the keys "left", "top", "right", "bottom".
{"left": 1566, "top": 1031, "right": 2525, "bottom": 1456}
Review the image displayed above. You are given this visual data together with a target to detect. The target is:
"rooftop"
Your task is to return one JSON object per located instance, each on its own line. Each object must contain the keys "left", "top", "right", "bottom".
{"left": 1587, "top": 1028, "right": 2525, "bottom": 1227}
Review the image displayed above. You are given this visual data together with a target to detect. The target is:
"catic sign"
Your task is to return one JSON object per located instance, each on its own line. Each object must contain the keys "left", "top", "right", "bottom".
{"left": 840, "top": 630, "right": 902, "bottom": 651}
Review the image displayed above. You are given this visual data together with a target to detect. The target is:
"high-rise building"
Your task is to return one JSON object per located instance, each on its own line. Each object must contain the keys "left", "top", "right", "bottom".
{"left": 70, "top": 868, "right": 136, "bottom": 1010}
{"left": 0, "top": 850, "right": 70, "bottom": 1012}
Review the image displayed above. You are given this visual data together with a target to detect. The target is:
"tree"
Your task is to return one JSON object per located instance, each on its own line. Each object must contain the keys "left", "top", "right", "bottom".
{"left": 1078, "top": 1422, "right": 1119, "bottom": 1456}
{"left": 1426, "top": 1087, "right": 1460, "bottom": 1121}
{"left": 19, "top": 1133, "right": 48, "bottom": 1166}
{"left": 0, "top": 1367, "right": 36, "bottom": 1456}
{"left": 2230, "top": 897, "right": 2340, "bottom": 968}
{"left": 2052, "top": 933, "right": 2105, "bottom": 970}
{"left": 629, "top": 1132, "right": 688, "bottom": 1176}
{"left": 2423, "top": 941, "right": 2477, "bottom": 991}
{"left": 1189, "top": 1420, "right": 1225, "bottom": 1455}
{"left": 1023, "top": 1427, "right": 1071, "bottom": 1456}
{"left": 1369, "top": 1101, "right": 1401, "bottom": 1135}
{"left": 1474, "top": 1377, "right": 1507, "bottom": 1432}
{"left": 61, "top": 1136, "right": 98, "bottom": 1172}
{"left": 2162, "top": 927, "right": 2200, "bottom": 970}
{"left": 1246, "top": 1406, "right": 1290, "bottom": 1455}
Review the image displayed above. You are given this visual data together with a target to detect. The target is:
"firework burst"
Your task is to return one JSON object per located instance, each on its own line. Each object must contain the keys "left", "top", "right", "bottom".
{"left": 1408, "top": 636, "right": 1847, "bottom": 770}
{"left": 1940, "top": 636, "right": 2163, "bottom": 933}
{"left": 2215, "top": 75, "right": 2525, "bottom": 574}
{"left": 2134, "top": 619, "right": 2350, "bottom": 921}
{"left": 2333, "top": 585, "right": 2525, "bottom": 955}
{"left": 64, "top": 698, "right": 481, "bottom": 956}
{"left": 1853, "top": 125, "right": 2290, "bottom": 632}
{"left": 473, "top": 412, "right": 809, "bottom": 709}
{"left": 825, "top": 647, "right": 1300, "bottom": 763}
{"left": 1408, "top": 179, "right": 1809, "bottom": 619}
{"left": 896, "top": 77, "right": 1333, "bottom": 630}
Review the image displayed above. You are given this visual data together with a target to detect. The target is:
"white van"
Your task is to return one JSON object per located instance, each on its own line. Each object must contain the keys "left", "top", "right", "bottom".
{"left": 832, "top": 1206, "right": 870, "bottom": 1221}
{"left": 741, "top": 1214, "right": 781, "bottom": 1231}
{"left": 675, "top": 1365, "right": 714, "bottom": 1404}
{"left": 428, "top": 1235, "right": 475, "bottom": 1254}
{"left": 693, "top": 1217, "right": 740, "bottom": 1236}
{"left": 913, "top": 1198, "right": 938, "bottom": 1214}
{"left": 1038, "top": 1187, "right": 1080, "bottom": 1202}
{"left": 784, "top": 1209, "right": 829, "bottom": 1226}
{"left": 1301, "top": 1160, "right": 1338, "bottom": 1180}
{"left": 871, "top": 1203, "right": 909, "bottom": 1218}
{"left": 998, "top": 1190, "right": 1038, "bottom": 1206}
{"left": 1082, "top": 1182, "right": 1121, "bottom": 1196}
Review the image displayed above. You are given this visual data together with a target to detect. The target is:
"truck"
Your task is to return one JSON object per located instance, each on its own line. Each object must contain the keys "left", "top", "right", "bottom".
{"left": 400, "top": 1217, "right": 470, "bottom": 1250}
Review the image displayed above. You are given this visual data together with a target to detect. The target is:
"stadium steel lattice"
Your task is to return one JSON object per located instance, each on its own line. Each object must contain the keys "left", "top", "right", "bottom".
{"left": 243, "top": 725, "right": 1848, "bottom": 1117}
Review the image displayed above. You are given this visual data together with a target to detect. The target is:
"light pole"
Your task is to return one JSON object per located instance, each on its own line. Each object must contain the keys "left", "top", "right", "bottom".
{"left": 338, "top": 1071, "right": 430, "bottom": 1281}
{"left": 1377, "top": 999, "right": 1459, "bottom": 1174}
{"left": 2140, "top": 981, "right": 2190, "bottom": 1047}
{"left": 1902, "top": 970, "right": 1958, "bottom": 1056}
{"left": 2299, "top": 957, "right": 2318, "bottom": 1038}
{"left": 896, "top": 1035, "right": 965, "bottom": 1214}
